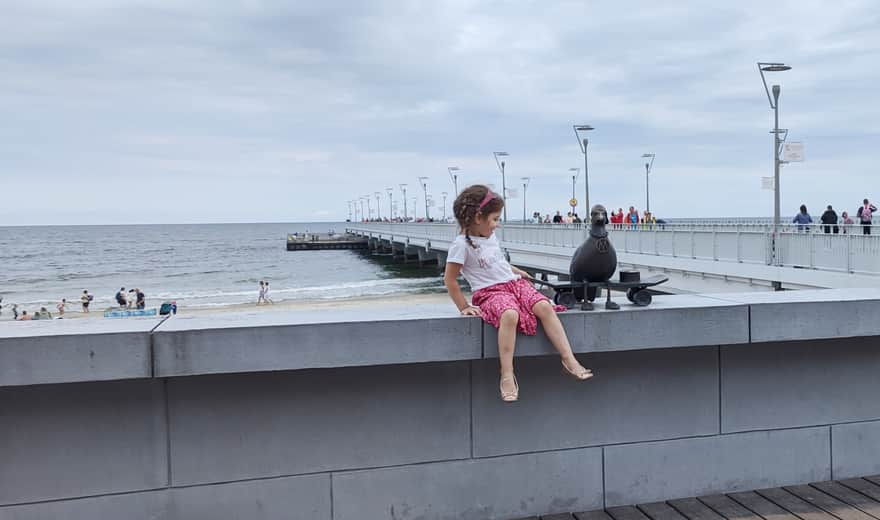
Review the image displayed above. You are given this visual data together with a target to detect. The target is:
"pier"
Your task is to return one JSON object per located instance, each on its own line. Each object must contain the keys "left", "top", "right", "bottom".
{"left": 3, "top": 290, "right": 880, "bottom": 518}
{"left": 286, "top": 232, "right": 368, "bottom": 251}
{"left": 347, "top": 222, "right": 880, "bottom": 292}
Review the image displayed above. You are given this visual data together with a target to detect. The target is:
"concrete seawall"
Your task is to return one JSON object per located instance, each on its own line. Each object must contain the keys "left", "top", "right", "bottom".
{"left": 2, "top": 289, "right": 880, "bottom": 519}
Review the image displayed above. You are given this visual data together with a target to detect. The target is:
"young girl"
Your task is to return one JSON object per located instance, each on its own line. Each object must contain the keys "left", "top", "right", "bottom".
{"left": 444, "top": 185, "right": 593, "bottom": 402}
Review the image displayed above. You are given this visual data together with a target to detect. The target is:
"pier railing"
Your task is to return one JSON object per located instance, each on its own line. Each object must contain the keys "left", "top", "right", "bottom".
{"left": 348, "top": 222, "right": 880, "bottom": 276}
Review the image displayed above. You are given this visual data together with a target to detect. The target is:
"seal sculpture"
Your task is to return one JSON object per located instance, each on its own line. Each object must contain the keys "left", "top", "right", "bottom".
{"left": 569, "top": 204, "right": 617, "bottom": 309}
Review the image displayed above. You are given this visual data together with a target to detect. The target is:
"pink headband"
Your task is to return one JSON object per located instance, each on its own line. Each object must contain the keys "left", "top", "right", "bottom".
{"left": 478, "top": 191, "right": 497, "bottom": 212}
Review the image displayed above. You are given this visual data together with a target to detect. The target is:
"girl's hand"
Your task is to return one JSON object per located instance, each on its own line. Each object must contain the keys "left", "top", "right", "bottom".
{"left": 460, "top": 305, "right": 482, "bottom": 316}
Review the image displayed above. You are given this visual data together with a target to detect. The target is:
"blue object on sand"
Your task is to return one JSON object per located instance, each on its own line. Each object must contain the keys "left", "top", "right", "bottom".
{"left": 103, "top": 308, "right": 158, "bottom": 318}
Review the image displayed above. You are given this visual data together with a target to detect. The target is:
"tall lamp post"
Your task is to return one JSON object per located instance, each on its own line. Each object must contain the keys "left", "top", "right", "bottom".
{"left": 641, "top": 153, "right": 655, "bottom": 213}
{"left": 364, "top": 196, "right": 372, "bottom": 221}
{"left": 521, "top": 177, "right": 530, "bottom": 223}
{"left": 386, "top": 188, "right": 394, "bottom": 220}
{"left": 374, "top": 192, "right": 382, "bottom": 220}
{"left": 447, "top": 166, "right": 460, "bottom": 196}
{"left": 441, "top": 191, "right": 448, "bottom": 221}
{"left": 568, "top": 167, "right": 580, "bottom": 215}
{"left": 757, "top": 61, "right": 792, "bottom": 238}
{"left": 359, "top": 197, "right": 366, "bottom": 222}
{"left": 399, "top": 184, "right": 408, "bottom": 221}
{"left": 493, "top": 151, "right": 510, "bottom": 221}
{"left": 418, "top": 176, "right": 430, "bottom": 220}
{"left": 573, "top": 125, "right": 595, "bottom": 213}
{"left": 347, "top": 200, "right": 353, "bottom": 221}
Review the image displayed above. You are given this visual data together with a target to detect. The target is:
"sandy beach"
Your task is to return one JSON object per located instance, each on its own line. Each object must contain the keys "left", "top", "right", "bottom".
{"left": 0, "top": 292, "right": 461, "bottom": 322}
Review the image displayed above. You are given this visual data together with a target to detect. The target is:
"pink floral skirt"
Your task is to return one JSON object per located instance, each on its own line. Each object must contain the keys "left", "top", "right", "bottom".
{"left": 472, "top": 278, "right": 567, "bottom": 336}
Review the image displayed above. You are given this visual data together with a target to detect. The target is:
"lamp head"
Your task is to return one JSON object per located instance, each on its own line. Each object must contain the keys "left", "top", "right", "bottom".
{"left": 448, "top": 166, "right": 460, "bottom": 171}
{"left": 641, "top": 153, "right": 655, "bottom": 158}
{"left": 761, "top": 63, "right": 791, "bottom": 72}
{"left": 574, "top": 125, "right": 594, "bottom": 132}
{"left": 494, "top": 151, "right": 509, "bottom": 157}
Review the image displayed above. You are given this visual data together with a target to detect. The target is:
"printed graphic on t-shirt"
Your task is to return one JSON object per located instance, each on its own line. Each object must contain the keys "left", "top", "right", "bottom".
{"left": 477, "top": 248, "right": 504, "bottom": 269}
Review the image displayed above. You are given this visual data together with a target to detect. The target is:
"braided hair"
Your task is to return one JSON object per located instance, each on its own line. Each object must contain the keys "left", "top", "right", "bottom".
{"left": 452, "top": 185, "right": 504, "bottom": 249}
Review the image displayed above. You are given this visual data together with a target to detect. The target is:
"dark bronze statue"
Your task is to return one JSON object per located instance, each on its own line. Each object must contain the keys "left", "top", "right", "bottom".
{"left": 570, "top": 204, "right": 618, "bottom": 309}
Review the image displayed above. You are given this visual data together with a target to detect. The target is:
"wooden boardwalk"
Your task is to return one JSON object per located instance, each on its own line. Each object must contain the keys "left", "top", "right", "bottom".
{"left": 517, "top": 476, "right": 880, "bottom": 520}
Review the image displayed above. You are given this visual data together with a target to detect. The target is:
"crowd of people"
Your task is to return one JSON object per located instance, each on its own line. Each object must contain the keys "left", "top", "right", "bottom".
{"left": 791, "top": 198, "right": 877, "bottom": 234}
{"left": 1, "top": 286, "right": 149, "bottom": 321}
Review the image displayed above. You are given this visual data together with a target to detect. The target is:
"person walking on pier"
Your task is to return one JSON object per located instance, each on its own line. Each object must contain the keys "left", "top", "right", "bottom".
{"left": 792, "top": 205, "right": 812, "bottom": 232}
{"left": 842, "top": 211, "right": 854, "bottom": 233}
{"left": 858, "top": 198, "right": 876, "bottom": 235}
{"left": 820, "top": 205, "right": 839, "bottom": 234}
{"left": 444, "top": 185, "right": 593, "bottom": 403}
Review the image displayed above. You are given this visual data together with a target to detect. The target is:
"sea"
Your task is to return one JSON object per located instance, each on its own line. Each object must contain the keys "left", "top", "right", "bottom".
{"left": 0, "top": 222, "right": 445, "bottom": 317}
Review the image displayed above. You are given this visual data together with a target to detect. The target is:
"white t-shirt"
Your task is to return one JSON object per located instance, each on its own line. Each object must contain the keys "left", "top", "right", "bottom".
{"left": 447, "top": 233, "right": 518, "bottom": 291}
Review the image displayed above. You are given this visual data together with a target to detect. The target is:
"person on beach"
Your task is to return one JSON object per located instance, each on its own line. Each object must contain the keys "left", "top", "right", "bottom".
{"left": 135, "top": 289, "right": 145, "bottom": 310}
{"left": 12, "top": 304, "right": 19, "bottom": 320}
{"left": 81, "top": 290, "right": 92, "bottom": 312}
{"left": 19, "top": 310, "right": 32, "bottom": 321}
{"left": 56, "top": 298, "right": 67, "bottom": 317}
{"left": 115, "top": 287, "right": 128, "bottom": 308}
{"left": 444, "top": 185, "right": 593, "bottom": 403}
{"left": 264, "top": 282, "right": 274, "bottom": 304}
{"left": 257, "top": 281, "right": 266, "bottom": 305}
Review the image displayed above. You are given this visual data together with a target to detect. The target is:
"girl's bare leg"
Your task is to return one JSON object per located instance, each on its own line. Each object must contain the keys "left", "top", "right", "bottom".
{"left": 532, "top": 300, "right": 591, "bottom": 376}
{"left": 498, "top": 309, "right": 519, "bottom": 394}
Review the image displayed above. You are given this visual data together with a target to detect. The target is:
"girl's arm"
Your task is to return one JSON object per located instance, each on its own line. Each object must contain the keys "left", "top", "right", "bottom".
{"left": 510, "top": 265, "right": 531, "bottom": 279}
{"left": 444, "top": 262, "right": 480, "bottom": 316}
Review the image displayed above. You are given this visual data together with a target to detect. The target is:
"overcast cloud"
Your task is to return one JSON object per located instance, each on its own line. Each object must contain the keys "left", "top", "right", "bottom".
{"left": 1, "top": 0, "right": 878, "bottom": 225}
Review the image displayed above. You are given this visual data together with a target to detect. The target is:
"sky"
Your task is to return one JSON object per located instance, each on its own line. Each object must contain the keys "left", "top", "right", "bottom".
{"left": 1, "top": 0, "right": 878, "bottom": 225}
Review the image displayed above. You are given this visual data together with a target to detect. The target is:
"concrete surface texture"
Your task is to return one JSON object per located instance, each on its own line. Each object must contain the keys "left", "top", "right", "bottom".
{"left": 2, "top": 289, "right": 880, "bottom": 519}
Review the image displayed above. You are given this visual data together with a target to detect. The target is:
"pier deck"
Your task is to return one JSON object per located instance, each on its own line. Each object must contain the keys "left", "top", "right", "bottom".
{"left": 286, "top": 232, "right": 368, "bottom": 251}
{"left": 518, "top": 476, "right": 880, "bottom": 520}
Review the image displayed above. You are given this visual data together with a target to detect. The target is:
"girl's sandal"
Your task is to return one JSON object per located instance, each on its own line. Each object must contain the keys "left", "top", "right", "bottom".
{"left": 562, "top": 360, "right": 594, "bottom": 381}
{"left": 500, "top": 375, "right": 519, "bottom": 402}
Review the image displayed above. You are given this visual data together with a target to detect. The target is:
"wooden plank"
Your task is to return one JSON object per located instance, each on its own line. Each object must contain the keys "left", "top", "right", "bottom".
{"left": 840, "top": 479, "right": 880, "bottom": 503}
{"left": 866, "top": 477, "right": 880, "bottom": 489}
{"left": 755, "top": 487, "right": 838, "bottom": 520}
{"left": 607, "top": 506, "right": 653, "bottom": 520}
{"left": 698, "top": 494, "right": 764, "bottom": 520}
{"left": 811, "top": 481, "right": 880, "bottom": 519}
{"left": 638, "top": 501, "right": 689, "bottom": 520}
{"left": 785, "top": 484, "right": 876, "bottom": 520}
{"left": 574, "top": 511, "right": 616, "bottom": 520}
{"left": 668, "top": 498, "right": 725, "bottom": 520}
{"left": 542, "top": 515, "right": 574, "bottom": 520}
{"left": 727, "top": 491, "right": 801, "bottom": 520}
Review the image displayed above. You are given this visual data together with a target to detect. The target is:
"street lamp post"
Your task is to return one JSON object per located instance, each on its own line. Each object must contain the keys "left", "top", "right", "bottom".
{"left": 568, "top": 167, "right": 580, "bottom": 215}
{"left": 641, "top": 153, "right": 655, "bottom": 213}
{"left": 386, "top": 188, "right": 394, "bottom": 220}
{"left": 757, "top": 61, "right": 792, "bottom": 239}
{"left": 347, "top": 200, "right": 353, "bottom": 221}
{"left": 418, "top": 176, "right": 430, "bottom": 220}
{"left": 441, "top": 192, "right": 448, "bottom": 221}
{"left": 399, "top": 184, "right": 408, "bottom": 221}
{"left": 493, "top": 152, "right": 510, "bottom": 221}
{"left": 521, "top": 177, "right": 530, "bottom": 223}
{"left": 447, "top": 166, "right": 460, "bottom": 196}
{"left": 359, "top": 198, "right": 365, "bottom": 222}
{"left": 364, "top": 196, "right": 372, "bottom": 221}
{"left": 573, "top": 125, "right": 595, "bottom": 213}
{"left": 374, "top": 192, "right": 382, "bottom": 220}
